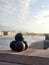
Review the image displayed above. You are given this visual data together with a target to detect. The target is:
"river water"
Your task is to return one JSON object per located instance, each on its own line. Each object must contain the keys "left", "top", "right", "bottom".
{"left": 0, "top": 36, "right": 45, "bottom": 49}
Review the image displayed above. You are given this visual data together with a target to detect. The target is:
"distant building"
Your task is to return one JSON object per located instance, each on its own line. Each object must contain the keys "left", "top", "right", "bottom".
{"left": 3, "top": 31, "right": 8, "bottom": 35}
{"left": 0, "top": 31, "right": 17, "bottom": 36}
{"left": 8, "top": 31, "right": 17, "bottom": 36}
{"left": 0, "top": 32, "right": 3, "bottom": 36}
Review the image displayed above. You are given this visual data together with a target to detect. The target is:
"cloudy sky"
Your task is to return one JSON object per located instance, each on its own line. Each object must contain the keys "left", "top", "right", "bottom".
{"left": 0, "top": 0, "right": 49, "bottom": 33}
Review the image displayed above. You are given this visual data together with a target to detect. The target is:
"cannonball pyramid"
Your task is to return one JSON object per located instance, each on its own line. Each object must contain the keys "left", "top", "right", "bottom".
{"left": 10, "top": 33, "right": 28, "bottom": 52}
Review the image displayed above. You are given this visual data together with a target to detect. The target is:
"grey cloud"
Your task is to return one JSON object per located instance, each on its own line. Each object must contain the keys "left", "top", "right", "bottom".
{"left": 0, "top": 0, "right": 19, "bottom": 14}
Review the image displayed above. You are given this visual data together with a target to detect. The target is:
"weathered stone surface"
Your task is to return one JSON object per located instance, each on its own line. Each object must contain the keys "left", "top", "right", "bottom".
{"left": 0, "top": 48, "right": 49, "bottom": 65}
{"left": 0, "top": 62, "right": 21, "bottom": 65}
{"left": 29, "top": 40, "right": 49, "bottom": 49}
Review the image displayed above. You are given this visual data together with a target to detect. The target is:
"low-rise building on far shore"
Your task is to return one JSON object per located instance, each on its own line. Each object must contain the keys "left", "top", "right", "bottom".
{"left": 0, "top": 31, "right": 18, "bottom": 36}
{"left": 0, "top": 32, "right": 3, "bottom": 36}
{"left": 8, "top": 31, "right": 17, "bottom": 36}
{"left": 0, "top": 31, "right": 45, "bottom": 37}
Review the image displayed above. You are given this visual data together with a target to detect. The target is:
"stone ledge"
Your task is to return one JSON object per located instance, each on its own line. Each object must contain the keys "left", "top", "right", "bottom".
{"left": 0, "top": 62, "right": 21, "bottom": 65}
{"left": 29, "top": 40, "right": 49, "bottom": 49}
{"left": 0, "top": 49, "right": 49, "bottom": 65}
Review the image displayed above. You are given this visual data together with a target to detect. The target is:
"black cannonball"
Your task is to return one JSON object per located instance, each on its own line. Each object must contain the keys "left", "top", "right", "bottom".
{"left": 14, "top": 41, "right": 25, "bottom": 52}
{"left": 10, "top": 41, "right": 16, "bottom": 51}
{"left": 15, "top": 33, "right": 24, "bottom": 42}
{"left": 23, "top": 41, "right": 28, "bottom": 50}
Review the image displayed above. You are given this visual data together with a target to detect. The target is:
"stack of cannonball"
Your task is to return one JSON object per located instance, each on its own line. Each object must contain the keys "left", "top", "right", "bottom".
{"left": 10, "top": 33, "right": 28, "bottom": 52}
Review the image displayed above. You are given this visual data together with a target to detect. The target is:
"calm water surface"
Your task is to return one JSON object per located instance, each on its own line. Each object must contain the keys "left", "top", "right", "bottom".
{"left": 0, "top": 36, "right": 45, "bottom": 49}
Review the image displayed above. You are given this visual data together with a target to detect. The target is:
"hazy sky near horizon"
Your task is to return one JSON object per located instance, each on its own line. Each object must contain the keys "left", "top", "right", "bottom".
{"left": 0, "top": 0, "right": 49, "bottom": 33}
